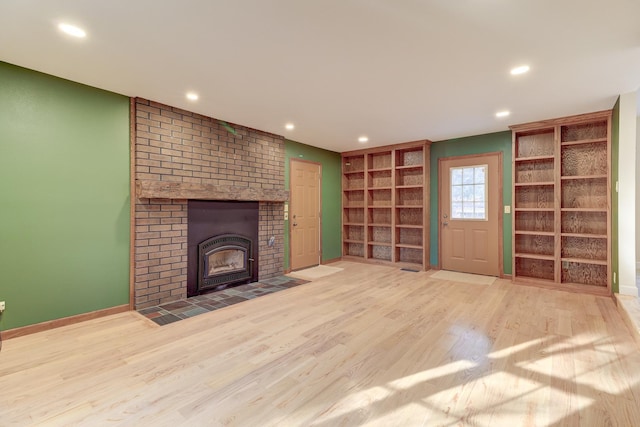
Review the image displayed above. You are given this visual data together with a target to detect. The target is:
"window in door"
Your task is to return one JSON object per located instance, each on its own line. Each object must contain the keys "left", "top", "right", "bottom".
{"left": 450, "top": 165, "right": 487, "bottom": 220}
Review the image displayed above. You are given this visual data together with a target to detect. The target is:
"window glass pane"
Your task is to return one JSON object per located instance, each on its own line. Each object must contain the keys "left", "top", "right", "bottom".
{"left": 451, "top": 185, "right": 463, "bottom": 202}
{"left": 463, "top": 185, "right": 475, "bottom": 201}
{"left": 451, "top": 169, "right": 462, "bottom": 185}
{"left": 474, "top": 202, "right": 485, "bottom": 218}
{"left": 450, "top": 165, "right": 487, "bottom": 220}
{"left": 452, "top": 202, "right": 463, "bottom": 218}
{"left": 462, "top": 168, "right": 474, "bottom": 184}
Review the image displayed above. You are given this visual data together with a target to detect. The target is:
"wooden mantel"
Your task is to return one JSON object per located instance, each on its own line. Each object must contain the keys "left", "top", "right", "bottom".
{"left": 136, "top": 180, "right": 289, "bottom": 202}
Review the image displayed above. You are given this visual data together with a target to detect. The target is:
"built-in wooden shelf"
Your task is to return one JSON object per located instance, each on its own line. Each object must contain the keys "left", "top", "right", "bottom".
{"left": 511, "top": 110, "right": 611, "bottom": 294}
{"left": 342, "top": 141, "right": 431, "bottom": 269}
{"left": 560, "top": 137, "right": 608, "bottom": 146}
{"left": 560, "top": 233, "right": 607, "bottom": 239}
{"left": 515, "top": 155, "right": 555, "bottom": 162}
{"left": 515, "top": 253, "right": 555, "bottom": 261}
{"left": 560, "top": 208, "right": 607, "bottom": 213}
{"left": 514, "top": 182, "right": 555, "bottom": 187}
{"left": 561, "top": 257, "right": 607, "bottom": 266}
{"left": 515, "top": 231, "right": 555, "bottom": 236}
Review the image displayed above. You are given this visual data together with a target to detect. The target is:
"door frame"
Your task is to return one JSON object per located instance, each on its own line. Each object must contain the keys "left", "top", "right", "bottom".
{"left": 289, "top": 158, "right": 322, "bottom": 271}
{"left": 437, "top": 151, "right": 504, "bottom": 276}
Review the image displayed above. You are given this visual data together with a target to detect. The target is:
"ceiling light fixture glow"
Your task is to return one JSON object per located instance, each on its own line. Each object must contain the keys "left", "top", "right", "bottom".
{"left": 496, "top": 110, "right": 510, "bottom": 118}
{"left": 186, "top": 92, "right": 199, "bottom": 101}
{"left": 358, "top": 136, "right": 368, "bottom": 143}
{"left": 58, "top": 23, "right": 86, "bottom": 38}
{"left": 285, "top": 123, "right": 295, "bottom": 130}
{"left": 510, "top": 65, "right": 530, "bottom": 75}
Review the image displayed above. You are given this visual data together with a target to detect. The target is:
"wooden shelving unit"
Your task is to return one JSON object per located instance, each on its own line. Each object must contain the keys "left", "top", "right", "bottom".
{"left": 511, "top": 110, "right": 612, "bottom": 295}
{"left": 342, "top": 141, "right": 430, "bottom": 270}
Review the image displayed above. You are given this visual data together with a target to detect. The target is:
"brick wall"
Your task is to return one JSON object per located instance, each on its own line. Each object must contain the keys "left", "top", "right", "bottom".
{"left": 134, "top": 98, "right": 285, "bottom": 308}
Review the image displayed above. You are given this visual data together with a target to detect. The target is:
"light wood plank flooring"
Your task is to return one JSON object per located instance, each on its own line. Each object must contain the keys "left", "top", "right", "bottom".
{"left": 2, "top": 261, "right": 640, "bottom": 426}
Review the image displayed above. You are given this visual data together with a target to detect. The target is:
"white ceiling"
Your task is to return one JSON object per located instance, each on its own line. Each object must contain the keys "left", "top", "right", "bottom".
{"left": 1, "top": 0, "right": 639, "bottom": 152}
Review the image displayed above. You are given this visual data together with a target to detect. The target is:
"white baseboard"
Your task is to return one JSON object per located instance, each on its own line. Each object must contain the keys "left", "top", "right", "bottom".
{"left": 618, "top": 284, "right": 639, "bottom": 297}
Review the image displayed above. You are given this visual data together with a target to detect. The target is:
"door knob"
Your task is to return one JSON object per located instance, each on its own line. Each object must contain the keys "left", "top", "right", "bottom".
{"left": 443, "top": 221, "right": 449, "bottom": 226}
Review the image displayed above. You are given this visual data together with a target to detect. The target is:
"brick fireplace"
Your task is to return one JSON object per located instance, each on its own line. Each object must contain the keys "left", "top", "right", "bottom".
{"left": 133, "top": 98, "right": 287, "bottom": 309}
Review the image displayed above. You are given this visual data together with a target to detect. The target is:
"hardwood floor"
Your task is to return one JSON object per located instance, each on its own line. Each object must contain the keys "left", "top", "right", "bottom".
{"left": 2, "top": 261, "right": 640, "bottom": 426}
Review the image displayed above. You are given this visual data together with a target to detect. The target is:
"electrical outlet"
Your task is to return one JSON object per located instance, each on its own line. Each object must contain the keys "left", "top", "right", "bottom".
{"left": 0, "top": 301, "right": 5, "bottom": 313}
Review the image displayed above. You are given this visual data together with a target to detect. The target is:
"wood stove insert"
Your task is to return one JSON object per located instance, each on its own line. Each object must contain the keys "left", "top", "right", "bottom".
{"left": 198, "top": 234, "right": 253, "bottom": 292}
{"left": 187, "top": 201, "right": 259, "bottom": 297}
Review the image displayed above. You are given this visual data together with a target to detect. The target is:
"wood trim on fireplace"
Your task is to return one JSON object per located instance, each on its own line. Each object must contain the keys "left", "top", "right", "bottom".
{"left": 136, "top": 180, "right": 289, "bottom": 202}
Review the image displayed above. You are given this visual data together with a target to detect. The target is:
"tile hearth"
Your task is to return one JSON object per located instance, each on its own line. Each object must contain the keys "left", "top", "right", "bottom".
{"left": 138, "top": 276, "right": 309, "bottom": 326}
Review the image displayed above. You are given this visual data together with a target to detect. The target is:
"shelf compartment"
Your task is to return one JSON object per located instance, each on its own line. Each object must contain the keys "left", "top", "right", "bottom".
{"left": 344, "top": 224, "right": 364, "bottom": 242}
{"left": 396, "top": 227, "right": 422, "bottom": 247}
{"left": 515, "top": 158, "right": 554, "bottom": 184}
{"left": 561, "top": 178, "right": 607, "bottom": 209}
{"left": 396, "top": 148, "right": 423, "bottom": 167}
{"left": 396, "top": 207, "right": 423, "bottom": 226}
{"left": 561, "top": 121, "right": 607, "bottom": 143}
{"left": 368, "top": 169, "right": 392, "bottom": 188}
{"left": 514, "top": 210, "right": 554, "bottom": 233}
{"left": 514, "top": 234, "right": 554, "bottom": 257}
{"left": 395, "top": 247, "right": 422, "bottom": 264}
{"left": 369, "top": 226, "right": 392, "bottom": 244}
{"left": 396, "top": 167, "right": 423, "bottom": 186}
{"left": 343, "top": 207, "right": 364, "bottom": 224}
{"left": 368, "top": 207, "right": 391, "bottom": 225}
{"left": 344, "top": 242, "right": 364, "bottom": 258}
{"left": 368, "top": 244, "right": 392, "bottom": 261}
{"left": 515, "top": 129, "right": 555, "bottom": 158}
{"left": 561, "top": 142, "right": 607, "bottom": 177}
{"left": 343, "top": 171, "right": 364, "bottom": 189}
{"left": 396, "top": 187, "right": 423, "bottom": 206}
{"left": 343, "top": 189, "right": 364, "bottom": 207}
{"left": 561, "top": 261, "right": 607, "bottom": 287}
{"left": 368, "top": 188, "right": 392, "bottom": 206}
{"left": 515, "top": 257, "right": 555, "bottom": 281}
{"left": 514, "top": 185, "right": 554, "bottom": 209}
{"left": 368, "top": 152, "right": 392, "bottom": 170}
{"left": 343, "top": 155, "right": 365, "bottom": 173}
{"left": 561, "top": 236, "right": 607, "bottom": 262}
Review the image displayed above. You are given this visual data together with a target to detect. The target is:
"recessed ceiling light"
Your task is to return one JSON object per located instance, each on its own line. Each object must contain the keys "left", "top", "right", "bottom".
{"left": 510, "top": 65, "right": 530, "bottom": 75}
{"left": 285, "top": 123, "right": 295, "bottom": 130}
{"left": 58, "top": 23, "right": 86, "bottom": 38}
{"left": 358, "top": 136, "right": 369, "bottom": 143}
{"left": 496, "top": 110, "right": 510, "bottom": 118}
{"left": 186, "top": 92, "right": 199, "bottom": 101}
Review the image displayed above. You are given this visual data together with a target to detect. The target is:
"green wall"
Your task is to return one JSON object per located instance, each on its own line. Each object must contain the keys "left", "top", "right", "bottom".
{"left": 0, "top": 62, "right": 130, "bottom": 330}
{"left": 429, "top": 131, "right": 513, "bottom": 274}
{"left": 611, "top": 97, "right": 620, "bottom": 293}
{"left": 284, "top": 140, "right": 342, "bottom": 270}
